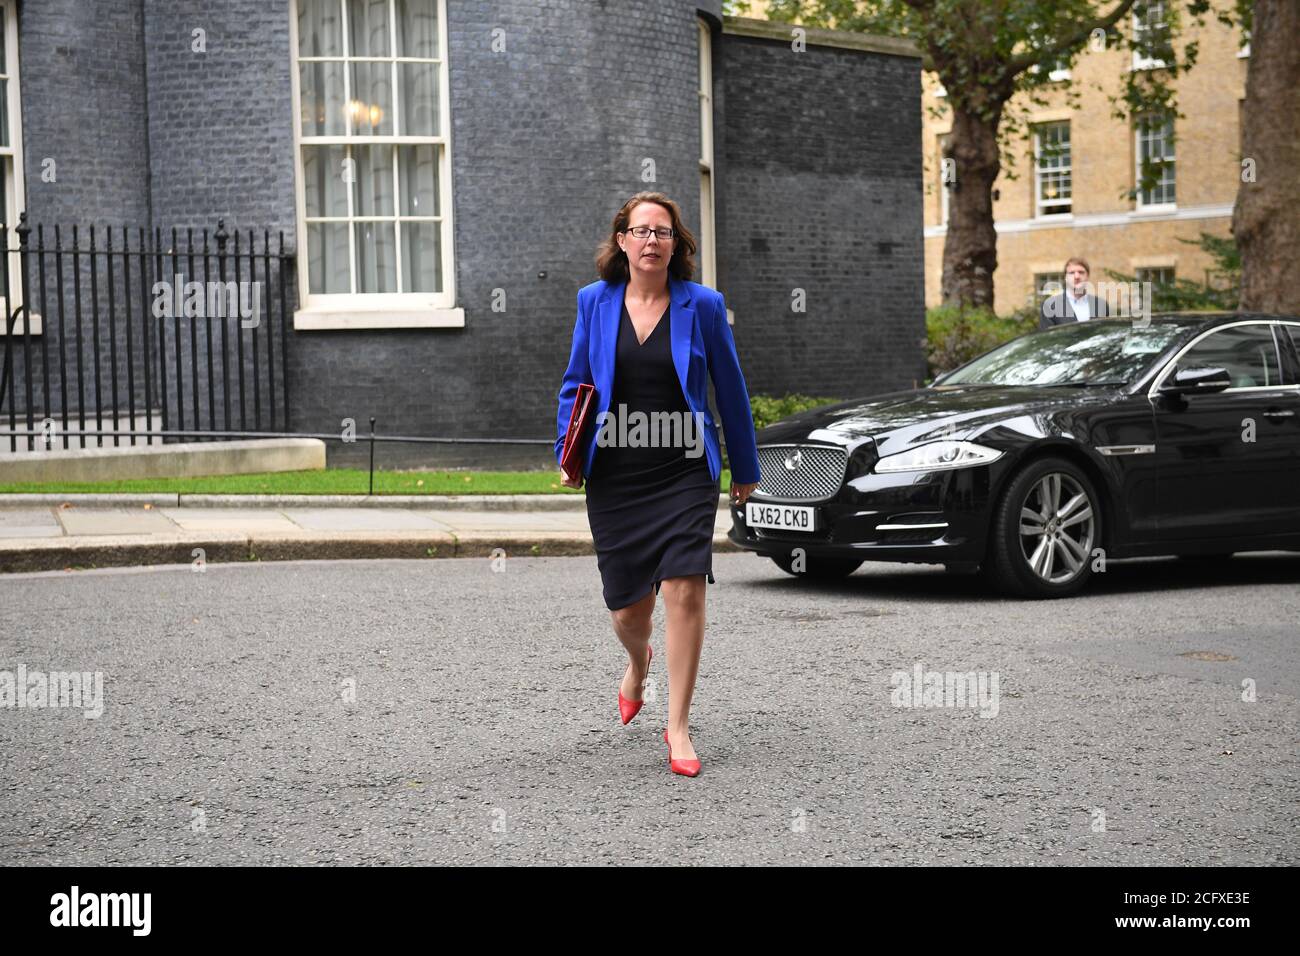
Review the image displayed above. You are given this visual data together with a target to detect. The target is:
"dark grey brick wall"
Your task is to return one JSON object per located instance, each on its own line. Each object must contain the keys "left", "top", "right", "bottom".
{"left": 10, "top": 0, "right": 154, "bottom": 437}
{"left": 9, "top": 0, "right": 294, "bottom": 439}
{"left": 140, "top": 0, "right": 296, "bottom": 231}
{"left": 18, "top": 0, "right": 152, "bottom": 226}
{"left": 8, "top": 1, "right": 923, "bottom": 471}
{"left": 715, "top": 33, "right": 926, "bottom": 402}
{"left": 295, "top": 0, "right": 723, "bottom": 469}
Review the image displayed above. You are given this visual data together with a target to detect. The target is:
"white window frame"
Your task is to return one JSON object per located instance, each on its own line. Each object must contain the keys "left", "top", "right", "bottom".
{"left": 289, "top": 0, "right": 462, "bottom": 329}
{"left": 1033, "top": 121, "right": 1072, "bottom": 217}
{"left": 0, "top": 0, "right": 35, "bottom": 336}
{"left": 1135, "top": 114, "right": 1176, "bottom": 209}
{"left": 1132, "top": 0, "right": 1169, "bottom": 71}
{"left": 697, "top": 18, "right": 717, "bottom": 291}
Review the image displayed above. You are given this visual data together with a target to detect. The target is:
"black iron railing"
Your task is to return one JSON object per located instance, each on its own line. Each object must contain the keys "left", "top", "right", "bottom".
{"left": 1, "top": 215, "right": 295, "bottom": 452}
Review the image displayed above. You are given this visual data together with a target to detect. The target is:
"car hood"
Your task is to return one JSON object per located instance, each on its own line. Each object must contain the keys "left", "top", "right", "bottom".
{"left": 755, "top": 385, "right": 1121, "bottom": 457}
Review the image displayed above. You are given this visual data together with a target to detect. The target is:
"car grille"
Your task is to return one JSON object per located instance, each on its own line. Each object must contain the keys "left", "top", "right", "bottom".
{"left": 754, "top": 444, "right": 847, "bottom": 501}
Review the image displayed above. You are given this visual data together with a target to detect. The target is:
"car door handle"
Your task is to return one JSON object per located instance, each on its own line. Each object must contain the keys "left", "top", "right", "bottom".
{"left": 1263, "top": 408, "right": 1296, "bottom": 419}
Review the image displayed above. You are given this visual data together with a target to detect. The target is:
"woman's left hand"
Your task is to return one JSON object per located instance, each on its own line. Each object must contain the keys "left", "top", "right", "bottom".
{"left": 730, "top": 481, "right": 759, "bottom": 507}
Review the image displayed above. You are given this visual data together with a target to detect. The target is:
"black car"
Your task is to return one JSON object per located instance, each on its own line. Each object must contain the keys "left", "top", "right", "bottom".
{"left": 728, "top": 314, "right": 1300, "bottom": 597}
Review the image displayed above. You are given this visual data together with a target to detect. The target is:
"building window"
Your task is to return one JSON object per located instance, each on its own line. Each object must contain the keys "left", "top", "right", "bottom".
{"left": 1033, "top": 122, "right": 1072, "bottom": 216}
{"left": 1035, "top": 272, "right": 1064, "bottom": 300}
{"left": 0, "top": 0, "right": 28, "bottom": 327}
{"left": 1132, "top": 0, "right": 1169, "bottom": 70}
{"left": 291, "top": 0, "right": 455, "bottom": 307}
{"left": 1135, "top": 266, "right": 1175, "bottom": 288}
{"left": 1135, "top": 114, "right": 1175, "bottom": 207}
{"left": 937, "top": 133, "right": 952, "bottom": 225}
{"left": 1028, "top": 49, "right": 1071, "bottom": 82}
{"left": 697, "top": 18, "right": 717, "bottom": 290}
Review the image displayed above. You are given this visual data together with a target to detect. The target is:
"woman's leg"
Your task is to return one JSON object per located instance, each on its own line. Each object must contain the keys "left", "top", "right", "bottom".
{"left": 659, "top": 574, "right": 706, "bottom": 761}
{"left": 612, "top": 589, "right": 656, "bottom": 702}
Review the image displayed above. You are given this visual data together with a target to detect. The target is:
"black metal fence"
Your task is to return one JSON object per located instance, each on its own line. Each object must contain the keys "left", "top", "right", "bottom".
{"left": 0, "top": 214, "right": 296, "bottom": 452}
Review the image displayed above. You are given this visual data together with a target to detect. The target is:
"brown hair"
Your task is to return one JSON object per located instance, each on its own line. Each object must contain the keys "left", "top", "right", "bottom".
{"left": 1063, "top": 257, "right": 1091, "bottom": 275}
{"left": 595, "top": 191, "right": 697, "bottom": 283}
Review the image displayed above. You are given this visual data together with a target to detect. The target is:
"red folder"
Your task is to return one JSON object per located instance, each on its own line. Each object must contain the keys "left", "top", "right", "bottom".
{"left": 560, "top": 383, "right": 597, "bottom": 483}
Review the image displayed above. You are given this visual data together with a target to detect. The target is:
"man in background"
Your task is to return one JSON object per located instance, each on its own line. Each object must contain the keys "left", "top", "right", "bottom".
{"left": 1040, "top": 257, "right": 1111, "bottom": 329}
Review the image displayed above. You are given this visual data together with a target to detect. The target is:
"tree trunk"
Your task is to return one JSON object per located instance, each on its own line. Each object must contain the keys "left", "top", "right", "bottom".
{"left": 1233, "top": 0, "right": 1300, "bottom": 314}
{"left": 940, "top": 105, "right": 1003, "bottom": 308}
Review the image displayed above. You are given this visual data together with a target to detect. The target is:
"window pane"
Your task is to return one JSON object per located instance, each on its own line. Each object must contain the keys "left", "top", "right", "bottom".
{"left": 298, "top": 0, "right": 343, "bottom": 57}
{"left": 1, "top": 7, "right": 7, "bottom": 74}
{"left": 1138, "top": 116, "right": 1175, "bottom": 204}
{"left": 401, "top": 221, "right": 442, "bottom": 293}
{"left": 0, "top": 78, "right": 8, "bottom": 148}
{"left": 398, "top": 145, "right": 438, "bottom": 216}
{"left": 307, "top": 222, "right": 351, "bottom": 293}
{"left": 1035, "top": 123, "right": 1071, "bottom": 213}
{"left": 397, "top": 0, "right": 438, "bottom": 58}
{"left": 398, "top": 62, "right": 438, "bottom": 135}
{"left": 1178, "top": 326, "right": 1281, "bottom": 388}
{"left": 348, "top": 0, "right": 391, "bottom": 57}
{"left": 355, "top": 222, "right": 397, "bottom": 292}
{"left": 300, "top": 61, "right": 346, "bottom": 135}
{"left": 349, "top": 61, "right": 394, "bottom": 135}
{"left": 1284, "top": 325, "right": 1300, "bottom": 368}
{"left": 303, "top": 145, "right": 350, "bottom": 218}
{"left": 352, "top": 144, "right": 395, "bottom": 216}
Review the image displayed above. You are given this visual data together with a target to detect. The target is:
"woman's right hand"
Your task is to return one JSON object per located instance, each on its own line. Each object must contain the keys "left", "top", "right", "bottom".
{"left": 559, "top": 468, "right": 583, "bottom": 489}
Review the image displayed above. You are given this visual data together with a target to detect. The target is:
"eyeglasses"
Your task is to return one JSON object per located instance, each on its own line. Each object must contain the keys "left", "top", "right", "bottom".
{"left": 624, "top": 226, "right": 675, "bottom": 240}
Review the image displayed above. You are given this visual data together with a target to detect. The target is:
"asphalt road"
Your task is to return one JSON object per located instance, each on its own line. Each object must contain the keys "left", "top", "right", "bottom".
{"left": 2, "top": 551, "right": 1297, "bottom": 865}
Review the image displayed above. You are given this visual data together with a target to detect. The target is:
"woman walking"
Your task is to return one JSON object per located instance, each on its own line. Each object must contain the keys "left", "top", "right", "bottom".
{"left": 554, "top": 191, "right": 761, "bottom": 777}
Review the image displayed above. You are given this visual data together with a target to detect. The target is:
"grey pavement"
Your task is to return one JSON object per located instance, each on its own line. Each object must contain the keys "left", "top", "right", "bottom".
{"left": 1, "top": 550, "right": 1297, "bottom": 865}
{"left": 0, "top": 495, "right": 736, "bottom": 573}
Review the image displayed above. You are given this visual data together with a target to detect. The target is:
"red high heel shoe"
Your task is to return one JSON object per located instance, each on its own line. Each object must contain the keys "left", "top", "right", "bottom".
{"left": 664, "top": 729, "right": 701, "bottom": 777}
{"left": 617, "top": 644, "right": 652, "bottom": 725}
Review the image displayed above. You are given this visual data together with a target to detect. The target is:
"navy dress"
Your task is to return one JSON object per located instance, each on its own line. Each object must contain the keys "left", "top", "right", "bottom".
{"left": 585, "top": 301, "right": 717, "bottom": 610}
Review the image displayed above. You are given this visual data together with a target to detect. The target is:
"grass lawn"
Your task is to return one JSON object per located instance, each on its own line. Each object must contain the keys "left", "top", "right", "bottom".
{"left": 0, "top": 467, "right": 734, "bottom": 496}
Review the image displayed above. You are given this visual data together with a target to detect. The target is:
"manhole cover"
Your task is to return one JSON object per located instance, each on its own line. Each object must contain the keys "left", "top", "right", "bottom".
{"left": 1178, "top": 650, "right": 1237, "bottom": 662}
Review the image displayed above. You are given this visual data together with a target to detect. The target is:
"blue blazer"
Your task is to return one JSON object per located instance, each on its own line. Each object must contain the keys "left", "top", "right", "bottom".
{"left": 554, "top": 275, "right": 761, "bottom": 486}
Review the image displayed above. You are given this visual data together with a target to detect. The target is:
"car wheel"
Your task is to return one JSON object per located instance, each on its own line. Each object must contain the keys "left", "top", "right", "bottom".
{"left": 985, "top": 456, "right": 1101, "bottom": 598}
{"left": 770, "top": 553, "right": 863, "bottom": 580}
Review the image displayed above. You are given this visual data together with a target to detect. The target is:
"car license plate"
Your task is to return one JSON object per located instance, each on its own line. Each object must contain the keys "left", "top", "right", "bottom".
{"left": 746, "top": 502, "right": 817, "bottom": 532}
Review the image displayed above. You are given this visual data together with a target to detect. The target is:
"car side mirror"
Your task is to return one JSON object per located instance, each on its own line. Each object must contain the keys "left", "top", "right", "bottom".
{"left": 1159, "top": 366, "right": 1232, "bottom": 396}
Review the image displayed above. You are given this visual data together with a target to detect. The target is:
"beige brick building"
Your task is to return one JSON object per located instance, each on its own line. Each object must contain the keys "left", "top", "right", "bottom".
{"left": 923, "top": 7, "right": 1250, "bottom": 313}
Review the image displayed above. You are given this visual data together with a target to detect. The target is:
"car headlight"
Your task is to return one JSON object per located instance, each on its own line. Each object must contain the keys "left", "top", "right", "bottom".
{"left": 873, "top": 440, "right": 1003, "bottom": 473}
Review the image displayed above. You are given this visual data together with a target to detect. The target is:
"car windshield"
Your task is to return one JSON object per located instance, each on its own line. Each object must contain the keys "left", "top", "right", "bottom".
{"left": 937, "top": 321, "right": 1191, "bottom": 387}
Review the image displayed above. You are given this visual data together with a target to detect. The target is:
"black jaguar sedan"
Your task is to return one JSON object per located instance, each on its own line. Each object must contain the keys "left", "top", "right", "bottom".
{"left": 728, "top": 313, "right": 1300, "bottom": 597}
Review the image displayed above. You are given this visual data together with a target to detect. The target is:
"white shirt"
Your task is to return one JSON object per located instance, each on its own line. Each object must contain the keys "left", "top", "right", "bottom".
{"left": 1067, "top": 292, "right": 1091, "bottom": 322}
